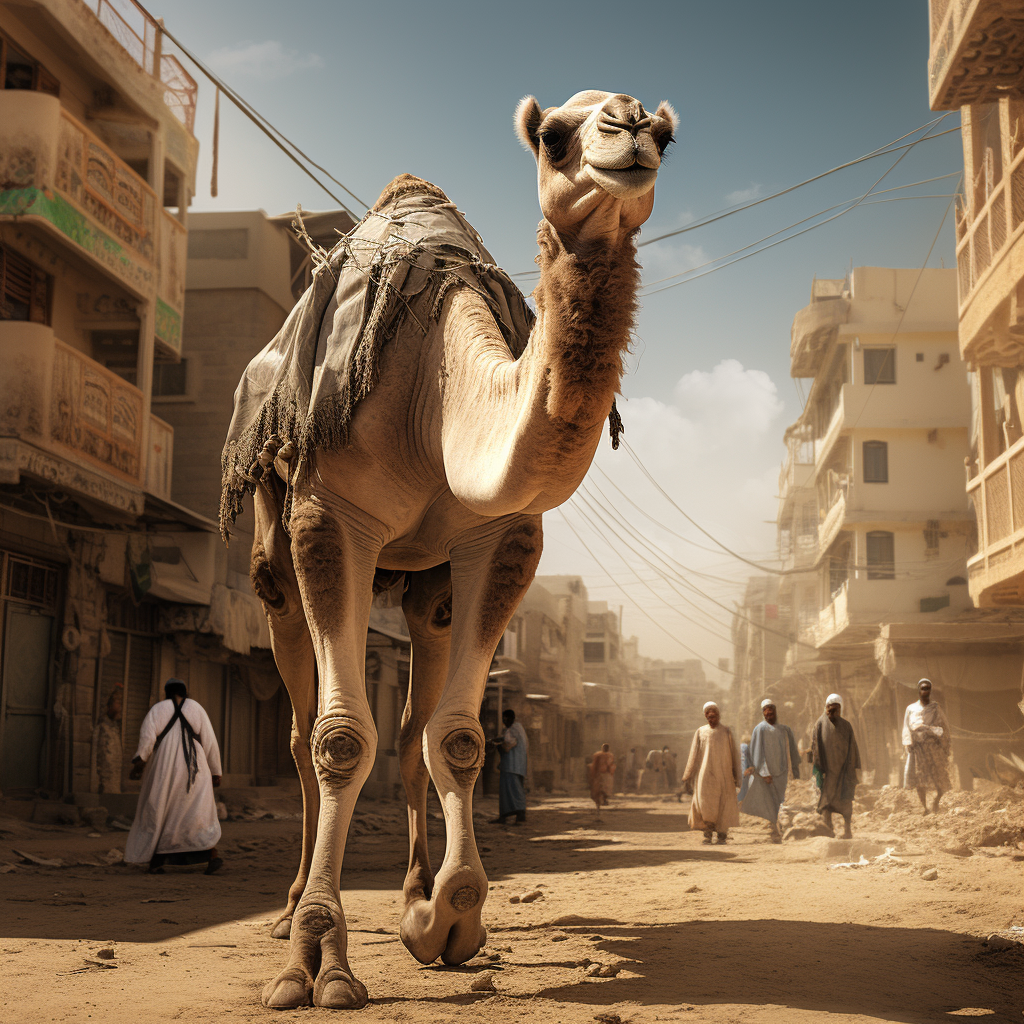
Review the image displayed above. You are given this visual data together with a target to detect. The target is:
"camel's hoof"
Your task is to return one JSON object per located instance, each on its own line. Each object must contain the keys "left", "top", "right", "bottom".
{"left": 270, "top": 917, "right": 291, "bottom": 939}
{"left": 262, "top": 971, "right": 311, "bottom": 1009}
{"left": 315, "top": 970, "right": 368, "bottom": 1009}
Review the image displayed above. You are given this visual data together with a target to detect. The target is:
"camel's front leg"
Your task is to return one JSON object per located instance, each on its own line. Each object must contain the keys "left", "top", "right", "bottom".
{"left": 250, "top": 479, "right": 319, "bottom": 942}
{"left": 401, "top": 515, "right": 542, "bottom": 965}
{"left": 399, "top": 564, "right": 452, "bottom": 907}
{"left": 261, "top": 496, "right": 382, "bottom": 1010}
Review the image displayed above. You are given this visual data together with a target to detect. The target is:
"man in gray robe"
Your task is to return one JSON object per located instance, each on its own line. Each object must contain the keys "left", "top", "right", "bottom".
{"left": 811, "top": 693, "right": 861, "bottom": 839}
{"left": 740, "top": 698, "right": 801, "bottom": 842}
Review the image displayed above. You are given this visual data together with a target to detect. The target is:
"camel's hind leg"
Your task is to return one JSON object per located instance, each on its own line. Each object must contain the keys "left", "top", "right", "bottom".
{"left": 399, "top": 564, "right": 453, "bottom": 907}
{"left": 401, "top": 515, "right": 541, "bottom": 965}
{"left": 261, "top": 494, "right": 383, "bottom": 1010}
{"left": 249, "top": 477, "right": 319, "bottom": 940}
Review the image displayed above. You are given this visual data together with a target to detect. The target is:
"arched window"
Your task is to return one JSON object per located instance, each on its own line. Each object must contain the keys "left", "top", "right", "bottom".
{"left": 863, "top": 441, "right": 888, "bottom": 483}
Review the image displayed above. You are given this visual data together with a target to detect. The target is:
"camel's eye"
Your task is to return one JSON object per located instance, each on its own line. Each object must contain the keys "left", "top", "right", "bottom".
{"left": 539, "top": 128, "right": 568, "bottom": 162}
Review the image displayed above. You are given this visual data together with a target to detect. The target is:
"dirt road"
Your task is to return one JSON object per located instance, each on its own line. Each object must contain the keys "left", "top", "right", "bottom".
{"left": 2, "top": 786, "right": 1022, "bottom": 1024}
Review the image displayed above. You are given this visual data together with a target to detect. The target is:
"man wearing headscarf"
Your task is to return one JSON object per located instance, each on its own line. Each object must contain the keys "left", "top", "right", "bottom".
{"left": 682, "top": 701, "right": 742, "bottom": 844}
{"left": 811, "top": 693, "right": 861, "bottom": 839}
{"left": 125, "top": 679, "right": 224, "bottom": 874}
{"left": 740, "top": 698, "right": 801, "bottom": 843}
{"left": 902, "top": 678, "right": 951, "bottom": 814}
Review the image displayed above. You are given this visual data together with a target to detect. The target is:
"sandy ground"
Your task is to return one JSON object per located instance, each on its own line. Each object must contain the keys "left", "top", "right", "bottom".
{"left": 1, "top": 784, "right": 1022, "bottom": 1024}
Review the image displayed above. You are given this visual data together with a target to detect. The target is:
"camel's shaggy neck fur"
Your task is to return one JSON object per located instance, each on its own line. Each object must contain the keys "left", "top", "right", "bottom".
{"left": 532, "top": 219, "right": 640, "bottom": 426}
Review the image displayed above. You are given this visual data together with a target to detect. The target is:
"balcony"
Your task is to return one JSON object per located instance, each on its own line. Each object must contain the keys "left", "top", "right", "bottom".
{"left": 0, "top": 322, "right": 172, "bottom": 513}
{"left": 790, "top": 296, "right": 849, "bottom": 377}
{"left": 83, "top": 0, "right": 197, "bottom": 132}
{"left": 955, "top": 144, "right": 1024, "bottom": 364}
{"left": 818, "top": 488, "right": 848, "bottom": 553}
{"left": 0, "top": 91, "right": 185, "bottom": 355}
{"left": 966, "top": 433, "right": 1024, "bottom": 603}
{"left": 928, "top": 0, "right": 1024, "bottom": 110}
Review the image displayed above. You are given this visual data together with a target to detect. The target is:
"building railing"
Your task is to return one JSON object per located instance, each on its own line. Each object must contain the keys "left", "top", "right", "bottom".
{"left": 55, "top": 106, "right": 157, "bottom": 266}
{"left": 157, "top": 211, "right": 186, "bottom": 353}
{"left": 82, "top": 0, "right": 197, "bottom": 131}
{"left": 928, "top": 0, "right": 1023, "bottom": 109}
{"left": 0, "top": 322, "right": 155, "bottom": 495}
{"left": 966, "top": 433, "right": 1024, "bottom": 592}
{"left": 955, "top": 144, "right": 1024, "bottom": 319}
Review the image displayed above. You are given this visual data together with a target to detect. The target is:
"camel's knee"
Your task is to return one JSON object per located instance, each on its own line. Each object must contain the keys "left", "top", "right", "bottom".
{"left": 311, "top": 714, "right": 376, "bottom": 787}
{"left": 250, "top": 539, "right": 288, "bottom": 611}
{"left": 426, "top": 722, "right": 485, "bottom": 789}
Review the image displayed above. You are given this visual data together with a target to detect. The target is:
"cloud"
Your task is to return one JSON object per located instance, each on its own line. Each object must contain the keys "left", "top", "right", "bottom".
{"left": 537, "top": 359, "right": 787, "bottom": 661}
{"left": 725, "top": 183, "right": 761, "bottom": 205}
{"left": 639, "top": 238, "right": 711, "bottom": 284}
{"left": 207, "top": 40, "right": 323, "bottom": 80}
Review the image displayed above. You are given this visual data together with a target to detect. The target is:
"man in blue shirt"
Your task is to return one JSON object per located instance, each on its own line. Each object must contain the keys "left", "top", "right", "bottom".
{"left": 490, "top": 708, "right": 529, "bottom": 825}
{"left": 740, "top": 698, "right": 801, "bottom": 843}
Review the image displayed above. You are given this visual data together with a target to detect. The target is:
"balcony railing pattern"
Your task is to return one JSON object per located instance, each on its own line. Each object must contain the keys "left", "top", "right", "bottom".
{"left": 83, "top": 0, "right": 197, "bottom": 131}
{"left": 967, "top": 434, "right": 1024, "bottom": 589}
{"left": 955, "top": 145, "right": 1024, "bottom": 317}
{"left": 55, "top": 110, "right": 156, "bottom": 264}
{"left": 928, "top": 0, "right": 1024, "bottom": 109}
{"left": 157, "top": 211, "right": 186, "bottom": 352}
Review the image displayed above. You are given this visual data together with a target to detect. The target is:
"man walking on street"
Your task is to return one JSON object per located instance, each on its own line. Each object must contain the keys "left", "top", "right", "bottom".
{"left": 662, "top": 746, "right": 678, "bottom": 791}
{"left": 902, "top": 678, "right": 952, "bottom": 814}
{"left": 125, "top": 678, "right": 224, "bottom": 874}
{"left": 588, "top": 743, "right": 616, "bottom": 815}
{"left": 811, "top": 693, "right": 861, "bottom": 839}
{"left": 490, "top": 708, "right": 529, "bottom": 825}
{"left": 740, "top": 698, "right": 801, "bottom": 843}
{"left": 682, "top": 701, "right": 742, "bottom": 844}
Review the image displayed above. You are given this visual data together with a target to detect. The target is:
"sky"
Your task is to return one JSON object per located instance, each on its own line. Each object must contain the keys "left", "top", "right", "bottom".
{"left": 153, "top": 0, "right": 963, "bottom": 673}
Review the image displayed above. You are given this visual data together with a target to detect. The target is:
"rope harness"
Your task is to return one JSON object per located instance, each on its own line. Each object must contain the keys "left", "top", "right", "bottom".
{"left": 154, "top": 700, "right": 200, "bottom": 792}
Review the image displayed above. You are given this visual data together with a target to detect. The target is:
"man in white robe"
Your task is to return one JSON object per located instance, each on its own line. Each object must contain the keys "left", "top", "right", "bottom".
{"left": 125, "top": 679, "right": 224, "bottom": 874}
{"left": 682, "top": 701, "right": 742, "bottom": 844}
{"left": 902, "top": 678, "right": 951, "bottom": 814}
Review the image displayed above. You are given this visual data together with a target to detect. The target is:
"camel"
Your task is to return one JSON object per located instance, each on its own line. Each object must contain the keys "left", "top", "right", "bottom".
{"left": 223, "top": 90, "right": 676, "bottom": 1009}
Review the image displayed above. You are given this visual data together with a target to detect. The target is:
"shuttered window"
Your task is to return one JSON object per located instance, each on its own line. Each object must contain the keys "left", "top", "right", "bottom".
{"left": 1, "top": 245, "right": 50, "bottom": 324}
{"left": 866, "top": 531, "right": 895, "bottom": 580}
{"left": 863, "top": 441, "right": 888, "bottom": 483}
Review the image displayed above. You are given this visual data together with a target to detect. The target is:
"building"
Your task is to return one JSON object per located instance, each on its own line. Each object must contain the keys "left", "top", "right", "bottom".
{"left": 776, "top": 266, "right": 985, "bottom": 773}
{"left": 0, "top": 0, "right": 208, "bottom": 801}
{"left": 928, "top": 2, "right": 1024, "bottom": 608}
{"left": 730, "top": 575, "right": 790, "bottom": 732}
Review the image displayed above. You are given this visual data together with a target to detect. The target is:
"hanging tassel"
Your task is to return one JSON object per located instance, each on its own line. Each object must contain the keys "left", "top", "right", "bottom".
{"left": 210, "top": 87, "right": 220, "bottom": 197}
{"left": 609, "top": 398, "right": 624, "bottom": 450}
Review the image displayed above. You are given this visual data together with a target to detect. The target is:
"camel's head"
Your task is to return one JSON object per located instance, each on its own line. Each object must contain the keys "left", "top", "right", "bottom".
{"left": 515, "top": 90, "right": 677, "bottom": 242}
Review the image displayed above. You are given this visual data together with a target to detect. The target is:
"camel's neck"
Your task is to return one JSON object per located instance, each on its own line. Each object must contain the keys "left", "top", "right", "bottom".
{"left": 439, "top": 222, "right": 639, "bottom": 518}
{"left": 529, "top": 221, "right": 639, "bottom": 430}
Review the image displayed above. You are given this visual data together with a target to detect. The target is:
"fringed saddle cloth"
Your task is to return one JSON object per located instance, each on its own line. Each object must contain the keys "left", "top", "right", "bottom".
{"left": 219, "top": 175, "right": 536, "bottom": 539}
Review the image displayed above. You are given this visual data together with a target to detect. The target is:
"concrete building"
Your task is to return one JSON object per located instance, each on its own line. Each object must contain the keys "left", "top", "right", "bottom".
{"left": 778, "top": 267, "right": 975, "bottom": 767}
{"left": 0, "top": 0, "right": 209, "bottom": 801}
{"left": 730, "top": 575, "right": 791, "bottom": 733}
{"left": 928, "top": 2, "right": 1024, "bottom": 608}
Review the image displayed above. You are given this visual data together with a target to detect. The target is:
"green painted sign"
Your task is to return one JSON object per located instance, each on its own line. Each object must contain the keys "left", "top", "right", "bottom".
{"left": 155, "top": 297, "right": 182, "bottom": 353}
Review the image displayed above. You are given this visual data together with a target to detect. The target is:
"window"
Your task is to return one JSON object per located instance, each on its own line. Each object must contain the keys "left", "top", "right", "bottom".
{"left": 153, "top": 359, "right": 188, "bottom": 397}
{"left": 924, "top": 519, "right": 940, "bottom": 558}
{"left": 863, "top": 441, "right": 888, "bottom": 483}
{"left": 583, "top": 641, "right": 605, "bottom": 663}
{"left": 866, "top": 531, "right": 895, "bottom": 580}
{"left": 0, "top": 245, "right": 49, "bottom": 323}
{"left": 0, "top": 35, "right": 59, "bottom": 94}
{"left": 863, "top": 348, "right": 896, "bottom": 384}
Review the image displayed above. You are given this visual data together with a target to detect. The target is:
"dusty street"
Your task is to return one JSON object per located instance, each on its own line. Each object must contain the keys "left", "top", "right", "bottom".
{"left": 2, "top": 784, "right": 1022, "bottom": 1024}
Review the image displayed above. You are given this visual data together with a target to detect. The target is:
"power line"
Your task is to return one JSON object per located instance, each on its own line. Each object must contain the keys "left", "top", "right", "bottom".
{"left": 557, "top": 509, "right": 726, "bottom": 672}
{"left": 639, "top": 173, "right": 959, "bottom": 291}
{"left": 144, "top": 5, "right": 368, "bottom": 218}
{"left": 637, "top": 116, "right": 958, "bottom": 247}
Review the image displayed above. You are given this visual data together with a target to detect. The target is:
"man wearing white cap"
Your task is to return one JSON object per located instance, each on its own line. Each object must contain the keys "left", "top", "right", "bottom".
{"left": 811, "top": 693, "right": 861, "bottom": 839}
{"left": 681, "top": 700, "right": 742, "bottom": 844}
{"left": 740, "top": 698, "right": 801, "bottom": 843}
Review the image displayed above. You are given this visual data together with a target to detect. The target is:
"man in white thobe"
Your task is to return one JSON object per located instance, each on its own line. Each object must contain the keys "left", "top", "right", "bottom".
{"left": 682, "top": 700, "right": 742, "bottom": 844}
{"left": 125, "top": 678, "right": 224, "bottom": 874}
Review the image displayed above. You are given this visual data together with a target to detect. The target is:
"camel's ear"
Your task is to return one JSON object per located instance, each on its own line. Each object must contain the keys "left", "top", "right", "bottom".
{"left": 654, "top": 101, "right": 679, "bottom": 133}
{"left": 515, "top": 96, "right": 544, "bottom": 155}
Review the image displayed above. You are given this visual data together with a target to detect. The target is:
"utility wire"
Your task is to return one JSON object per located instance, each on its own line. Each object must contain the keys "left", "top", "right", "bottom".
{"left": 637, "top": 115, "right": 957, "bottom": 247}
{"left": 557, "top": 509, "right": 725, "bottom": 671}
{"left": 639, "top": 173, "right": 959, "bottom": 290}
{"left": 144, "top": 6, "right": 368, "bottom": 218}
